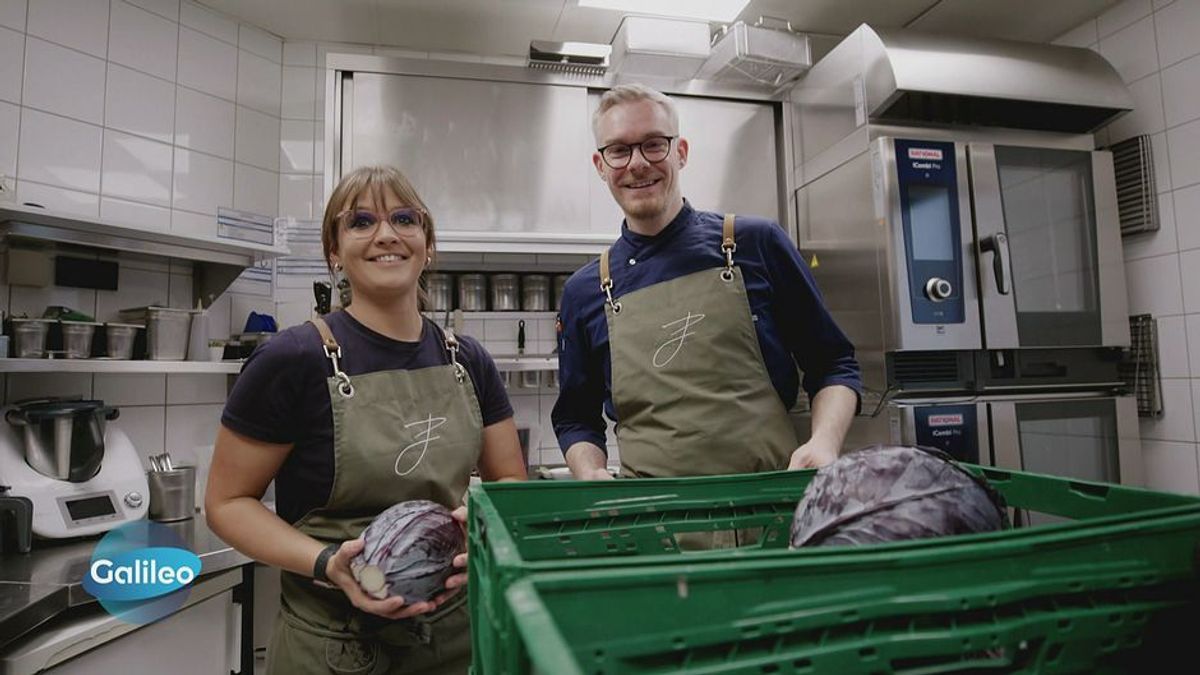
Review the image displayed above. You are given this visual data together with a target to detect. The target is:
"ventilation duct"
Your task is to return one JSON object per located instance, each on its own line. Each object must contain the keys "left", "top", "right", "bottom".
{"left": 527, "top": 40, "right": 610, "bottom": 76}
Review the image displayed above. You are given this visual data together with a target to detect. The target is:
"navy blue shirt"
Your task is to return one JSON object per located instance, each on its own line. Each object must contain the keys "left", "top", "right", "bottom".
{"left": 552, "top": 202, "right": 861, "bottom": 453}
{"left": 222, "top": 311, "right": 512, "bottom": 524}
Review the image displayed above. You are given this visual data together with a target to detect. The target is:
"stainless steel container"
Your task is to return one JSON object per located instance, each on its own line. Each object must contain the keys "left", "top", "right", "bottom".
{"left": 458, "top": 274, "right": 488, "bottom": 311}
{"left": 519, "top": 369, "right": 540, "bottom": 389}
{"left": 11, "top": 318, "right": 51, "bottom": 358}
{"left": 553, "top": 274, "right": 571, "bottom": 310}
{"left": 119, "top": 307, "right": 193, "bottom": 360}
{"left": 148, "top": 466, "right": 196, "bottom": 522}
{"left": 522, "top": 275, "right": 550, "bottom": 311}
{"left": 60, "top": 320, "right": 99, "bottom": 359}
{"left": 105, "top": 323, "right": 141, "bottom": 359}
{"left": 4, "top": 399, "right": 118, "bottom": 482}
{"left": 425, "top": 273, "right": 454, "bottom": 311}
{"left": 491, "top": 274, "right": 520, "bottom": 311}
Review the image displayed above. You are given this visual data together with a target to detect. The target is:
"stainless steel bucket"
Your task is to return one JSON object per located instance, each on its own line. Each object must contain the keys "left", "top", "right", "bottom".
{"left": 491, "top": 274, "right": 520, "bottom": 311}
{"left": 424, "top": 273, "right": 454, "bottom": 311}
{"left": 458, "top": 274, "right": 488, "bottom": 311}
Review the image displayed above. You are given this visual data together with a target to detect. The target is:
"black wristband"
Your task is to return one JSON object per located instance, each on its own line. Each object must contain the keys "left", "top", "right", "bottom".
{"left": 313, "top": 543, "right": 339, "bottom": 583}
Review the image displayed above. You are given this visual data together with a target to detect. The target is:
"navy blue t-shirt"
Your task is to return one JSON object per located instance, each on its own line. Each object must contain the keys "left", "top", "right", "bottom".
{"left": 552, "top": 202, "right": 861, "bottom": 453}
{"left": 221, "top": 311, "right": 512, "bottom": 524}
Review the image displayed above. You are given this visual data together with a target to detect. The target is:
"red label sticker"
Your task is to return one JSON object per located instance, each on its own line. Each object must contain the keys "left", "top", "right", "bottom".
{"left": 908, "top": 148, "right": 944, "bottom": 160}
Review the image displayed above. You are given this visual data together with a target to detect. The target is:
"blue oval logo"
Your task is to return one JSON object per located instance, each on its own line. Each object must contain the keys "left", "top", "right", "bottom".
{"left": 84, "top": 521, "right": 201, "bottom": 624}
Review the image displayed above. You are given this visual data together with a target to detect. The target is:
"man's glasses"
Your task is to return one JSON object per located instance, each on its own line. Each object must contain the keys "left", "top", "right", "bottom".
{"left": 597, "top": 135, "right": 676, "bottom": 169}
{"left": 335, "top": 207, "right": 425, "bottom": 240}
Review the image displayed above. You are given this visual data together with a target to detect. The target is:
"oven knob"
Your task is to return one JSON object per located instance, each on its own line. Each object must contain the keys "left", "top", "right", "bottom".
{"left": 124, "top": 492, "right": 144, "bottom": 508}
{"left": 925, "top": 277, "right": 953, "bottom": 301}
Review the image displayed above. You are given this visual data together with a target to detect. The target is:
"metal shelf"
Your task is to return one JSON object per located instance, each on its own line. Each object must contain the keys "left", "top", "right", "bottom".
{"left": 492, "top": 355, "right": 557, "bottom": 372}
{"left": 0, "top": 359, "right": 242, "bottom": 374}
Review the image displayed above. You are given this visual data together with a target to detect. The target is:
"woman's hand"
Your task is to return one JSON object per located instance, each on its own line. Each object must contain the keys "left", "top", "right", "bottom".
{"left": 324, "top": 538, "right": 436, "bottom": 620}
{"left": 432, "top": 506, "right": 469, "bottom": 605}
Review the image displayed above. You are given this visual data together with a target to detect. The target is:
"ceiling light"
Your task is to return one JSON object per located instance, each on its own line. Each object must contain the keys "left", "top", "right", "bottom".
{"left": 577, "top": 0, "right": 750, "bottom": 23}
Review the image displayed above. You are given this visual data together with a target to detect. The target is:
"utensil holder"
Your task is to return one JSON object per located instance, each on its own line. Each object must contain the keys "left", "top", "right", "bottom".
{"left": 148, "top": 466, "right": 196, "bottom": 522}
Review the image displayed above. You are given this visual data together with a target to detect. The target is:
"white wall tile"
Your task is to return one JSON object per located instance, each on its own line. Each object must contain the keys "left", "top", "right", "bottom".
{"left": 1175, "top": 183, "right": 1200, "bottom": 251}
{"left": 179, "top": 0, "right": 235, "bottom": 44}
{"left": 105, "top": 63, "right": 174, "bottom": 143}
{"left": 1157, "top": 315, "right": 1191, "bottom": 378}
{"left": 1098, "top": 15, "right": 1160, "bottom": 82}
{"left": 100, "top": 196, "right": 171, "bottom": 231}
{"left": 282, "top": 40, "right": 315, "bottom": 67}
{"left": 279, "top": 120, "right": 314, "bottom": 173}
{"left": 1160, "top": 53, "right": 1200, "bottom": 128}
{"left": 280, "top": 66, "right": 315, "bottom": 120}
{"left": 1106, "top": 73, "right": 1165, "bottom": 141}
{"left": 166, "top": 373, "right": 227, "bottom": 404}
{"left": 278, "top": 173, "right": 314, "bottom": 219}
{"left": 0, "top": 0, "right": 26, "bottom": 31}
{"left": 22, "top": 37, "right": 105, "bottom": 124}
{"left": 1167, "top": 118, "right": 1200, "bottom": 188}
{"left": 314, "top": 66, "right": 325, "bottom": 120}
{"left": 237, "top": 49, "right": 281, "bottom": 116}
{"left": 96, "top": 266, "right": 169, "bottom": 320}
{"left": 312, "top": 175, "right": 324, "bottom": 213}
{"left": 172, "top": 148, "right": 232, "bottom": 215}
{"left": 314, "top": 132, "right": 323, "bottom": 173}
{"left": 229, "top": 292, "right": 272, "bottom": 333}
{"left": 125, "top": 0, "right": 178, "bottom": 22}
{"left": 168, "top": 271, "right": 190, "bottom": 308}
{"left": 6, "top": 373, "right": 92, "bottom": 403}
{"left": 1124, "top": 193, "right": 1176, "bottom": 261}
{"left": 1142, "top": 439, "right": 1200, "bottom": 493}
{"left": 108, "top": 0, "right": 177, "bottom": 82}
{"left": 239, "top": 23, "right": 280, "bottom": 63}
{"left": 1151, "top": 0, "right": 1175, "bottom": 10}
{"left": 206, "top": 291, "right": 230, "bottom": 339}
{"left": 232, "top": 162, "right": 277, "bottom": 216}
{"left": 1098, "top": 0, "right": 1153, "bottom": 37}
{"left": 1143, "top": 379, "right": 1195, "bottom": 441}
{"left": 26, "top": 0, "right": 108, "bottom": 59}
{"left": 171, "top": 207, "right": 214, "bottom": 237}
{"left": 1151, "top": 131, "right": 1172, "bottom": 192}
{"left": 234, "top": 106, "right": 280, "bottom": 171}
{"left": 1154, "top": 0, "right": 1200, "bottom": 67}
{"left": 1187, "top": 314, "right": 1200, "bottom": 377}
{"left": 1180, "top": 247, "right": 1200, "bottom": 313}
{"left": 95, "top": 374, "right": 166, "bottom": 406}
{"left": 274, "top": 298, "right": 310, "bottom": 329}
{"left": 174, "top": 86, "right": 234, "bottom": 158}
{"left": 110, "top": 404, "right": 166, "bottom": 458}
{"left": 0, "top": 27, "right": 23, "bottom": 104}
{"left": 15, "top": 179, "right": 98, "bottom": 216}
{"left": 101, "top": 130, "right": 173, "bottom": 206}
{"left": 1125, "top": 253, "right": 1184, "bottom": 316}
{"left": 18, "top": 108, "right": 102, "bottom": 192}
{"left": 0, "top": 100, "right": 16, "bottom": 178}
{"left": 1193, "top": 380, "right": 1200, "bottom": 443}
{"left": 178, "top": 27, "right": 237, "bottom": 101}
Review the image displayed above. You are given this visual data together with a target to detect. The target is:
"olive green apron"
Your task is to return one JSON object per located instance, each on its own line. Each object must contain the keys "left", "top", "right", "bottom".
{"left": 267, "top": 315, "right": 482, "bottom": 675}
{"left": 602, "top": 214, "right": 799, "bottom": 548}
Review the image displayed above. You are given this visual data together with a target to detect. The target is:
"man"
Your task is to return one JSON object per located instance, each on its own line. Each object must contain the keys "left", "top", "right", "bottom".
{"left": 553, "top": 84, "right": 861, "bottom": 481}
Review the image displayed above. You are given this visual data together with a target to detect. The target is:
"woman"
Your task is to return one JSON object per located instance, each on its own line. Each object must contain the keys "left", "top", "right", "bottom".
{"left": 206, "top": 165, "right": 527, "bottom": 674}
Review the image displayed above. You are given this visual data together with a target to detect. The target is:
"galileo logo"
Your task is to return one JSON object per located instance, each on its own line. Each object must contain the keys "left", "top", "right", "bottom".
{"left": 82, "top": 521, "right": 202, "bottom": 624}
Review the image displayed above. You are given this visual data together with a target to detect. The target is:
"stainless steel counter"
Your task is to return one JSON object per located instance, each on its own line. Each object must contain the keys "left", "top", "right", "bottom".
{"left": 0, "top": 516, "right": 251, "bottom": 648}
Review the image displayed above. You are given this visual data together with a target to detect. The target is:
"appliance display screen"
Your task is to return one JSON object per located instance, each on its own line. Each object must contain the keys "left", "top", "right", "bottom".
{"left": 906, "top": 184, "right": 955, "bottom": 261}
{"left": 66, "top": 495, "right": 117, "bottom": 521}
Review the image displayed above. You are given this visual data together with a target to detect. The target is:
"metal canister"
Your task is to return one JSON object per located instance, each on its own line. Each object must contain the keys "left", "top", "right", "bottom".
{"left": 522, "top": 274, "right": 550, "bottom": 311}
{"left": 553, "top": 274, "right": 572, "bottom": 311}
{"left": 491, "top": 274, "right": 520, "bottom": 311}
{"left": 458, "top": 274, "right": 487, "bottom": 311}
{"left": 424, "top": 273, "right": 454, "bottom": 311}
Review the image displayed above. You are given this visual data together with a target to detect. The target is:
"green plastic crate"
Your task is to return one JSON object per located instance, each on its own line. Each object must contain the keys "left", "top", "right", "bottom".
{"left": 468, "top": 467, "right": 1200, "bottom": 674}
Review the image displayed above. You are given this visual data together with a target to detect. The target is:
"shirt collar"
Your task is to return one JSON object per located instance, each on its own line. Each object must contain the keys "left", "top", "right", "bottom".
{"left": 620, "top": 199, "right": 695, "bottom": 250}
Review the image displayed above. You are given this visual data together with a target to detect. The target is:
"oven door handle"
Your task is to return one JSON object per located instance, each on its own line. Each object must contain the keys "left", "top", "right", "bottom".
{"left": 979, "top": 232, "right": 1011, "bottom": 295}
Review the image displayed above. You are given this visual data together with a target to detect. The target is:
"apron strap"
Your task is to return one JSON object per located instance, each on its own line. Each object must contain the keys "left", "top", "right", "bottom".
{"left": 310, "top": 316, "right": 355, "bottom": 398}
{"left": 721, "top": 213, "right": 737, "bottom": 281}
{"left": 441, "top": 326, "right": 467, "bottom": 383}
{"left": 599, "top": 248, "right": 621, "bottom": 314}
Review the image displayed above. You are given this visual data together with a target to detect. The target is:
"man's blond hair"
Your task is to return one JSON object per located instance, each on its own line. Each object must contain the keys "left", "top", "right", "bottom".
{"left": 591, "top": 84, "right": 680, "bottom": 142}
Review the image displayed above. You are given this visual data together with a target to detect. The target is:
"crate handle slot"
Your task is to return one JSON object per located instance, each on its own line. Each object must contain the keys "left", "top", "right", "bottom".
{"left": 1068, "top": 481, "right": 1110, "bottom": 500}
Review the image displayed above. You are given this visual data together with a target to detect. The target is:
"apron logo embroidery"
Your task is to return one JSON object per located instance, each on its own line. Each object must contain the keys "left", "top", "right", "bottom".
{"left": 395, "top": 414, "right": 448, "bottom": 476}
{"left": 653, "top": 312, "right": 706, "bottom": 368}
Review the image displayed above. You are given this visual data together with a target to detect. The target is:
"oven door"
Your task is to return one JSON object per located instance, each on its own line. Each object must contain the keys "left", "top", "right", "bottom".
{"left": 967, "top": 143, "right": 1129, "bottom": 350}
{"left": 989, "top": 393, "right": 1142, "bottom": 487}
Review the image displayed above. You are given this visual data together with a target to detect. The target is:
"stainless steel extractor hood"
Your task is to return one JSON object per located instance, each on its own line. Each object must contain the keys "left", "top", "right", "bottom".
{"left": 811, "top": 24, "right": 1133, "bottom": 134}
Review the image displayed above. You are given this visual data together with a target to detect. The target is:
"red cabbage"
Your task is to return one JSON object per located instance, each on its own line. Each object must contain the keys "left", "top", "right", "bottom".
{"left": 350, "top": 500, "right": 464, "bottom": 603}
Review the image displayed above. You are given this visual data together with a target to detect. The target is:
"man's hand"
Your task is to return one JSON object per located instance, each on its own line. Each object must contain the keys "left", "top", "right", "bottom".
{"left": 787, "top": 439, "right": 839, "bottom": 470}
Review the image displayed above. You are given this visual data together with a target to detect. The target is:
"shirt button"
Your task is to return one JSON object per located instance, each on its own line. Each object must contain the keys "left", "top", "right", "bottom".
{"left": 628, "top": 258, "right": 637, "bottom": 266}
